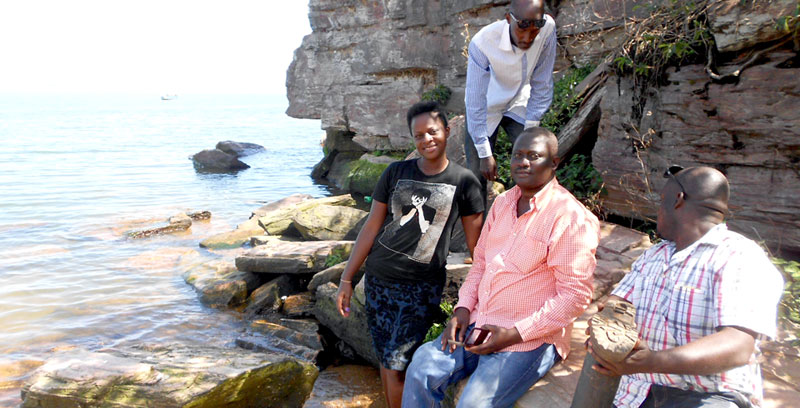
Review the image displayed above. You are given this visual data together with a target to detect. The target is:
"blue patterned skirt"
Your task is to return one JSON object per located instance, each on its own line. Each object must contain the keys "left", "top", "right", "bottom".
{"left": 364, "top": 273, "right": 443, "bottom": 371}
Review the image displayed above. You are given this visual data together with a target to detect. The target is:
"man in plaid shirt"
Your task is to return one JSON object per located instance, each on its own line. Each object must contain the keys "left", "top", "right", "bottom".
{"left": 588, "top": 166, "right": 784, "bottom": 408}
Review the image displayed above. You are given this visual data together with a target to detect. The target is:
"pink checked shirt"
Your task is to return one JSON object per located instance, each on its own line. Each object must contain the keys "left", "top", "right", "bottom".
{"left": 455, "top": 179, "right": 599, "bottom": 357}
{"left": 611, "top": 224, "right": 784, "bottom": 408}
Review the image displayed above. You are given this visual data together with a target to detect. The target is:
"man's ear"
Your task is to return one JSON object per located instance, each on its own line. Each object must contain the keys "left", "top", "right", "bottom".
{"left": 673, "top": 192, "right": 686, "bottom": 210}
{"left": 552, "top": 156, "right": 561, "bottom": 169}
{"left": 505, "top": 12, "right": 511, "bottom": 24}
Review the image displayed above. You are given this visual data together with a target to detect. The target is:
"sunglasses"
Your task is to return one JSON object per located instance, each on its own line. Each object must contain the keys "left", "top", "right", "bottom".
{"left": 508, "top": 12, "right": 546, "bottom": 29}
{"left": 663, "top": 165, "right": 688, "bottom": 199}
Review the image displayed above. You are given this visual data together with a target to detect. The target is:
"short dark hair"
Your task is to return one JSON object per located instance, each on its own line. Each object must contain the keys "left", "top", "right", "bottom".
{"left": 406, "top": 101, "right": 448, "bottom": 134}
{"left": 411, "top": 187, "right": 432, "bottom": 200}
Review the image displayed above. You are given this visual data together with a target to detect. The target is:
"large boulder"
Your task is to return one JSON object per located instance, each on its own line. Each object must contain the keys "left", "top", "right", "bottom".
{"left": 20, "top": 344, "right": 318, "bottom": 408}
{"left": 258, "top": 195, "right": 358, "bottom": 236}
{"left": 215, "top": 140, "right": 265, "bottom": 157}
{"left": 292, "top": 204, "right": 368, "bottom": 241}
{"left": 182, "top": 259, "right": 262, "bottom": 308}
{"left": 593, "top": 50, "right": 800, "bottom": 252}
{"left": 235, "top": 240, "right": 354, "bottom": 274}
{"left": 191, "top": 149, "right": 250, "bottom": 172}
{"left": 314, "top": 282, "right": 379, "bottom": 366}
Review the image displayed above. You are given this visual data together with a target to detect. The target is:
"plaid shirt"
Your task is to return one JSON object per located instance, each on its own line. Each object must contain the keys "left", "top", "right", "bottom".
{"left": 456, "top": 179, "right": 599, "bottom": 357}
{"left": 611, "top": 224, "right": 784, "bottom": 408}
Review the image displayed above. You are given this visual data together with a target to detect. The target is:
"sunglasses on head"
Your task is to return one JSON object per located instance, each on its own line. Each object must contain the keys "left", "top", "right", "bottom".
{"left": 508, "top": 11, "right": 546, "bottom": 29}
{"left": 663, "top": 165, "right": 688, "bottom": 198}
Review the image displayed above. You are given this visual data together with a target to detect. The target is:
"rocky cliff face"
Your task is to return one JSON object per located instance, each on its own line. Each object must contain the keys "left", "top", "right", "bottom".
{"left": 287, "top": 0, "right": 800, "bottom": 253}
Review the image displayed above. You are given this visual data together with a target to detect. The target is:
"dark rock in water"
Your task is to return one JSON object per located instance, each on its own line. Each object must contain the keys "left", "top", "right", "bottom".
{"left": 187, "top": 210, "right": 211, "bottom": 221}
{"left": 245, "top": 275, "right": 304, "bottom": 317}
{"left": 191, "top": 148, "right": 250, "bottom": 172}
{"left": 127, "top": 213, "right": 192, "bottom": 239}
{"left": 216, "top": 140, "right": 266, "bottom": 157}
{"left": 236, "top": 333, "right": 320, "bottom": 363}
{"left": 282, "top": 292, "right": 316, "bottom": 318}
{"left": 250, "top": 319, "right": 323, "bottom": 352}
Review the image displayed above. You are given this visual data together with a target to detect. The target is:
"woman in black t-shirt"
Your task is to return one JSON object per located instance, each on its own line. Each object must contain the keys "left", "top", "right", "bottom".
{"left": 336, "top": 101, "right": 484, "bottom": 408}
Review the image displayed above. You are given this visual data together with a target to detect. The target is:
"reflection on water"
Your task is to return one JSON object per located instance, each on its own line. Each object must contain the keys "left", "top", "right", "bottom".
{"left": 0, "top": 93, "right": 330, "bottom": 405}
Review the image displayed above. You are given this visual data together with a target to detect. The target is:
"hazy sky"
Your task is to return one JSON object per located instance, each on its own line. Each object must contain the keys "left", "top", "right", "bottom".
{"left": 0, "top": 1, "right": 312, "bottom": 94}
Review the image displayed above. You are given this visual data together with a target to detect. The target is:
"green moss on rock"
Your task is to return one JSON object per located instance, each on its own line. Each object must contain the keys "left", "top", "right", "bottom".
{"left": 343, "top": 160, "right": 389, "bottom": 195}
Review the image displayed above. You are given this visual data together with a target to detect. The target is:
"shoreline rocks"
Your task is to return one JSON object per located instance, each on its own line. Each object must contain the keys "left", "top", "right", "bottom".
{"left": 20, "top": 344, "right": 318, "bottom": 408}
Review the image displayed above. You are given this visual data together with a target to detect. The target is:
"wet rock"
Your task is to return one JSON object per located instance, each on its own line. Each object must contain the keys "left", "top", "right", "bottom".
{"left": 235, "top": 240, "right": 354, "bottom": 274}
{"left": 292, "top": 204, "right": 368, "bottom": 241}
{"left": 282, "top": 292, "right": 316, "bottom": 319}
{"left": 314, "top": 282, "right": 379, "bottom": 367}
{"left": 215, "top": 140, "right": 265, "bottom": 157}
{"left": 235, "top": 333, "right": 320, "bottom": 364}
{"left": 250, "top": 319, "right": 323, "bottom": 352}
{"left": 127, "top": 213, "right": 192, "bottom": 239}
{"left": 183, "top": 260, "right": 262, "bottom": 308}
{"left": 191, "top": 148, "right": 250, "bottom": 172}
{"left": 258, "top": 195, "right": 358, "bottom": 236}
{"left": 20, "top": 344, "right": 318, "bottom": 408}
{"left": 244, "top": 275, "right": 301, "bottom": 317}
{"left": 187, "top": 211, "right": 212, "bottom": 221}
{"left": 199, "top": 217, "right": 265, "bottom": 250}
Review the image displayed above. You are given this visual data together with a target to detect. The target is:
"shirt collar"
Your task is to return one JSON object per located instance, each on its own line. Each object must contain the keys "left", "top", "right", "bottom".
{"left": 510, "top": 177, "right": 557, "bottom": 215}
{"left": 668, "top": 223, "right": 728, "bottom": 263}
{"left": 499, "top": 20, "right": 515, "bottom": 52}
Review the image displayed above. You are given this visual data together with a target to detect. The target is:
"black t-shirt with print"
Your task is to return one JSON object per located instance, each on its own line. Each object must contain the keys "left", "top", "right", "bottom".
{"left": 365, "top": 159, "right": 483, "bottom": 284}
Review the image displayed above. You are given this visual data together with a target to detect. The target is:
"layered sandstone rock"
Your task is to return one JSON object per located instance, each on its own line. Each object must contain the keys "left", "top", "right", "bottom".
{"left": 593, "top": 50, "right": 800, "bottom": 251}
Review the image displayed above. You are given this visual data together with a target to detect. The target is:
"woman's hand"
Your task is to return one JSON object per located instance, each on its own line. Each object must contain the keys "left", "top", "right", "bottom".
{"left": 336, "top": 281, "right": 353, "bottom": 317}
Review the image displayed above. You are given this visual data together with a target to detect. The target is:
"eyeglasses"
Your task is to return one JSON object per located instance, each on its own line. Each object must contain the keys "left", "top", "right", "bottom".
{"left": 508, "top": 12, "right": 546, "bottom": 29}
{"left": 663, "top": 165, "right": 688, "bottom": 199}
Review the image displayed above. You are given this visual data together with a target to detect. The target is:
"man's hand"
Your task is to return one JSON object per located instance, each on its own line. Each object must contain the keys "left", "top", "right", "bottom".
{"left": 479, "top": 156, "right": 497, "bottom": 181}
{"left": 465, "top": 324, "right": 523, "bottom": 355}
{"left": 442, "top": 307, "right": 471, "bottom": 353}
{"left": 587, "top": 338, "right": 654, "bottom": 377}
{"left": 336, "top": 281, "right": 353, "bottom": 318}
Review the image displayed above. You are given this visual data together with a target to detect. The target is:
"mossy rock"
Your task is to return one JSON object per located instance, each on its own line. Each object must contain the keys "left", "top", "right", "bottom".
{"left": 342, "top": 159, "right": 389, "bottom": 196}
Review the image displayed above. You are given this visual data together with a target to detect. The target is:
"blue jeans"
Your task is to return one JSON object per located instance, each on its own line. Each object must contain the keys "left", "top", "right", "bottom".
{"left": 402, "top": 326, "right": 560, "bottom": 408}
{"left": 634, "top": 384, "right": 751, "bottom": 408}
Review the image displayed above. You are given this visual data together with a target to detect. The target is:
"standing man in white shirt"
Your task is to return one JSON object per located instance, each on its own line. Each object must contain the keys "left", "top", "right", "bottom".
{"left": 465, "top": 0, "right": 557, "bottom": 212}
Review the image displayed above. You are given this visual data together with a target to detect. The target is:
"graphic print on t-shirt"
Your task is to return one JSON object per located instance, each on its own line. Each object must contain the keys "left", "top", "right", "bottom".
{"left": 378, "top": 179, "right": 455, "bottom": 263}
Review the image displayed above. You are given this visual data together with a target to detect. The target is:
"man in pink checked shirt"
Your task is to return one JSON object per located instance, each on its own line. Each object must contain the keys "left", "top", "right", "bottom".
{"left": 587, "top": 166, "right": 783, "bottom": 408}
{"left": 403, "top": 127, "right": 600, "bottom": 407}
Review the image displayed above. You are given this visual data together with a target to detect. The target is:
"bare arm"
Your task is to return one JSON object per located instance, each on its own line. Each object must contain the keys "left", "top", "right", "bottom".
{"left": 336, "top": 200, "right": 388, "bottom": 317}
{"left": 589, "top": 295, "right": 756, "bottom": 376}
{"left": 461, "top": 212, "right": 482, "bottom": 258}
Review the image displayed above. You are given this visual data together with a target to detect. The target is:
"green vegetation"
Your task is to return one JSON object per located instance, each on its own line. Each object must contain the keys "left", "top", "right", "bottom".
{"left": 541, "top": 64, "right": 596, "bottom": 135}
{"left": 556, "top": 154, "right": 605, "bottom": 215}
{"left": 324, "top": 247, "right": 347, "bottom": 268}
{"left": 421, "top": 85, "right": 452, "bottom": 105}
{"left": 425, "top": 300, "right": 456, "bottom": 342}
{"left": 495, "top": 127, "right": 513, "bottom": 187}
{"left": 343, "top": 159, "right": 389, "bottom": 196}
{"left": 772, "top": 257, "right": 800, "bottom": 330}
{"left": 776, "top": 4, "right": 800, "bottom": 50}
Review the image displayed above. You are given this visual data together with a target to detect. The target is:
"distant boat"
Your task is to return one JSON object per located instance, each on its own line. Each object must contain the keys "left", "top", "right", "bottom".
{"left": 161, "top": 94, "right": 178, "bottom": 101}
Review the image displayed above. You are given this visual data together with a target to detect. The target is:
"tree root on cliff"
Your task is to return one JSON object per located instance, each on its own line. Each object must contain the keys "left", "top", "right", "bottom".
{"left": 705, "top": 36, "right": 794, "bottom": 82}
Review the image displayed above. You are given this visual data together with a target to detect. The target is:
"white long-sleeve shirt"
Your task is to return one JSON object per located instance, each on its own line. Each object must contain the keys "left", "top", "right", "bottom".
{"left": 465, "top": 16, "right": 556, "bottom": 158}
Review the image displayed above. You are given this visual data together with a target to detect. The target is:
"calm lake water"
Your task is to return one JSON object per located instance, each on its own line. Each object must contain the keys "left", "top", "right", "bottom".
{"left": 0, "top": 93, "right": 331, "bottom": 405}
